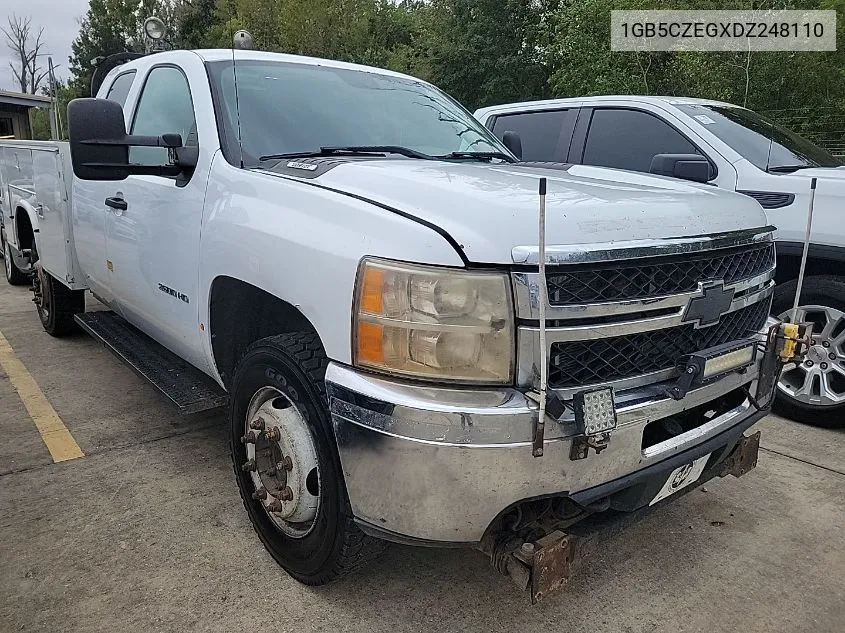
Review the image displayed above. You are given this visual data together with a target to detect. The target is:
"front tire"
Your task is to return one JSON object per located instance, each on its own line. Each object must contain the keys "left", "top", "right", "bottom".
{"left": 229, "top": 332, "right": 385, "bottom": 584}
{"left": 773, "top": 276, "right": 845, "bottom": 428}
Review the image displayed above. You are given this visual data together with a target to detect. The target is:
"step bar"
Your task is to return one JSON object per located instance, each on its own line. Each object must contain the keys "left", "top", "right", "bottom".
{"left": 75, "top": 311, "right": 228, "bottom": 415}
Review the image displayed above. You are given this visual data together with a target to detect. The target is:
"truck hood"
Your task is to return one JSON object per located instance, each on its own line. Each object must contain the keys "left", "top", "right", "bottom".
{"left": 271, "top": 160, "right": 770, "bottom": 264}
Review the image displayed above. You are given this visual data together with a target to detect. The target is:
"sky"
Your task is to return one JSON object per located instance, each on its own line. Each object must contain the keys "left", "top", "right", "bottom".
{"left": 0, "top": 0, "right": 90, "bottom": 92}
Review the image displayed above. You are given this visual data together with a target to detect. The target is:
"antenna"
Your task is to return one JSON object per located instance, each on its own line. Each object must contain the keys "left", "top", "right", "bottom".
{"left": 791, "top": 178, "right": 818, "bottom": 323}
{"left": 47, "top": 57, "right": 58, "bottom": 140}
{"left": 764, "top": 120, "right": 774, "bottom": 172}
{"left": 230, "top": 30, "right": 253, "bottom": 168}
{"left": 533, "top": 177, "right": 549, "bottom": 458}
{"left": 231, "top": 39, "right": 245, "bottom": 169}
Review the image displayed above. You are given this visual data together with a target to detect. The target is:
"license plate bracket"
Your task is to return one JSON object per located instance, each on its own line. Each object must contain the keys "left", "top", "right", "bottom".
{"left": 649, "top": 453, "right": 711, "bottom": 506}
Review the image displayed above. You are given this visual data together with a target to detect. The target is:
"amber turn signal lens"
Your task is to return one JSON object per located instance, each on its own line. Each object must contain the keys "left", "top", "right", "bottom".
{"left": 360, "top": 267, "right": 385, "bottom": 315}
{"left": 357, "top": 322, "right": 385, "bottom": 364}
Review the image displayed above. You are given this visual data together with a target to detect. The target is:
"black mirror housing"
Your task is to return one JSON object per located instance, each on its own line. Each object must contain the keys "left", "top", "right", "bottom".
{"left": 649, "top": 153, "right": 712, "bottom": 183}
{"left": 502, "top": 130, "right": 523, "bottom": 161}
{"left": 68, "top": 98, "right": 131, "bottom": 181}
{"left": 68, "top": 98, "right": 186, "bottom": 181}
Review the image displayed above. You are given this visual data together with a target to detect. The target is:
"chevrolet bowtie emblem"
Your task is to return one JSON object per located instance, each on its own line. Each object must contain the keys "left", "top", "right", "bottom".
{"left": 682, "top": 281, "right": 734, "bottom": 328}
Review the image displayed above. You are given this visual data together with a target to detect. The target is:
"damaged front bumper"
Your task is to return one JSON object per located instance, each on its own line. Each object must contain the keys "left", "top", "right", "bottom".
{"left": 327, "top": 359, "right": 768, "bottom": 546}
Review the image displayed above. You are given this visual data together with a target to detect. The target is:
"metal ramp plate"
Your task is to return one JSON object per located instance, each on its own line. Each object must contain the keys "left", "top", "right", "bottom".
{"left": 75, "top": 311, "right": 228, "bottom": 414}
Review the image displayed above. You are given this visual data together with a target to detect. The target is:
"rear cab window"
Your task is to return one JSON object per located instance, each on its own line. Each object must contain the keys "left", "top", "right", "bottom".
{"left": 105, "top": 71, "right": 136, "bottom": 107}
{"left": 491, "top": 109, "right": 577, "bottom": 163}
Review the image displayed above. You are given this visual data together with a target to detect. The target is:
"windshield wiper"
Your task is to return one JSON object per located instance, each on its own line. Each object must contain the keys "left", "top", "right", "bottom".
{"left": 439, "top": 151, "right": 517, "bottom": 163}
{"left": 259, "top": 145, "right": 435, "bottom": 162}
{"left": 767, "top": 164, "right": 816, "bottom": 173}
{"left": 322, "top": 145, "right": 436, "bottom": 160}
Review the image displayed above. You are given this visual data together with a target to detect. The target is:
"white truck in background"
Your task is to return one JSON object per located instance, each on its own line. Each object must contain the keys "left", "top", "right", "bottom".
{"left": 0, "top": 49, "right": 801, "bottom": 601}
{"left": 475, "top": 96, "right": 845, "bottom": 426}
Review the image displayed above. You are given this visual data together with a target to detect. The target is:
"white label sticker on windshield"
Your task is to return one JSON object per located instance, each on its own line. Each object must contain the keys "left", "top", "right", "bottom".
{"left": 695, "top": 115, "right": 716, "bottom": 125}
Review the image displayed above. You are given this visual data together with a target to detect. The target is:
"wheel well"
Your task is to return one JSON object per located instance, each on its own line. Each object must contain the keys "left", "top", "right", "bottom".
{"left": 209, "top": 276, "right": 319, "bottom": 388}
{"left": 775, "top": 252, "right": 844, "bottom": 285}
{"left": 15, "top": 208, "right": 34, "bottom": 251}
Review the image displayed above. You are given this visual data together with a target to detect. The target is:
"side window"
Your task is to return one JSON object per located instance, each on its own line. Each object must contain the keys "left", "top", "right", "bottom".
{"left": 491, "top": 109, "right": 576, "bottom": 162}
{"left": 130, "top": 66, "right": 196, "bottom": 166}
{"left": 582, "top": 109, "right": 700, "bottom": 173}
{"left": 105, "top": 71, "right": 136, "bottom": 107}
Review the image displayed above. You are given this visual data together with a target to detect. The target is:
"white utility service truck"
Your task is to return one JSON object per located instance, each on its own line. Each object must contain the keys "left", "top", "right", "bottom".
{"left": 0, "top": 49, "right": 803, "bottom": 601}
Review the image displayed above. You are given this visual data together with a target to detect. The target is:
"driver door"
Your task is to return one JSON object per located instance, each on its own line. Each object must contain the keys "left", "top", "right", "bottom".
{"left": 105, "top": 61, "right": 208, "bottom": 369}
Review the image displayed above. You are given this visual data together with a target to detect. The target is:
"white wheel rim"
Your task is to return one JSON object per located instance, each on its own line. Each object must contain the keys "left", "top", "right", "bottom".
{"left": 777, "top": 305, "right": 845, "bottom": 407}
{"left": 242, "top": 387, "right": 320, "bottom": 538}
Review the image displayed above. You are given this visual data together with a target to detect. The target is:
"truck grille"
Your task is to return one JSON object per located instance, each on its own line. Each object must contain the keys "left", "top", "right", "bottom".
{"left": 548, "top": 299, "right": 770, "bottom": 389}
{"left": 546, "top": 242, "right": 774, "bottom": 305}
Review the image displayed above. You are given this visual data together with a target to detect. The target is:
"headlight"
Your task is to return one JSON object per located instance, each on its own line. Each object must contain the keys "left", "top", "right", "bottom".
{"left": 353, "top": 258, "right": 514, "bottom": 384}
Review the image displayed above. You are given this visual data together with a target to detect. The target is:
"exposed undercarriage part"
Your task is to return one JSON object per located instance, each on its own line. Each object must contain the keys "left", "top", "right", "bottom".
{"left": 480, "top": 430, "right": 762, "bottom": 603}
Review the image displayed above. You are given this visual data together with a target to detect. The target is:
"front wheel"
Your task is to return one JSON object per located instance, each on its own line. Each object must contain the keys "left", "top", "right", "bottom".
{"left": 773, "top": 276, "right": 845, "bottom": 428}
{"left": 230, "top": 332, "right": 385, "bottom": 584}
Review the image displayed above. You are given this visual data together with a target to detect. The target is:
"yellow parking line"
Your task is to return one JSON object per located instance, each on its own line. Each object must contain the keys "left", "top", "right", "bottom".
{"left": 0, "top": 330, "right": 84, "bottom": 462}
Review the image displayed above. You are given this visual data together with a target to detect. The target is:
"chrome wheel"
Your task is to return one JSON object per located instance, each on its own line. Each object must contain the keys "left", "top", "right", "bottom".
{"left": 241, "top": 386, "right": 320, "bottom": 538}
{"left": 778, "top": 305, "right": 845, "bottom": 407}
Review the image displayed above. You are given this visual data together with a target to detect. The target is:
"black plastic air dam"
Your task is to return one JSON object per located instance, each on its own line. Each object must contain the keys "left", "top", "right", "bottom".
{"left": 570, "top": 408, "right": 765, "bottom": 509}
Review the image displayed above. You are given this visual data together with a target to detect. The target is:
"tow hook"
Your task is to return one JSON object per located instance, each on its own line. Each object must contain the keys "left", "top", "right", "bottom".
{"left": 719, "top": 431, "right": 761, "bottom": 478}
{"left": 489, "top": 531, "right": 574, "bottom": 604}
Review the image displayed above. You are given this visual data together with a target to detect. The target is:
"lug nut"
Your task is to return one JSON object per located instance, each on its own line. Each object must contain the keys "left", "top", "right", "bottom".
{"left": 249, "top": 418, "right": 265, "bottom": 431}
{"left": 830, "top": 353, "right": 837, "bottom": 360}
{"left": 264, "top": 427, "right": 281, "bottom": 442}
{"left": 241, "top": 459, "right": 256, "bottom": 472}
{"left": 251, "top": 487, "right": 268, "bottom": 501}
{"left": 805, "top": 360, "right": 814, "bottom": 368}
{"left": 821, "top": 362, "right": 829, "bottom": 370}
{"left": 279, "top": 456, "right": 293, "bottom": 471}
{"left": 240, "top": 431, "right": 257, "bottom": 444}
{"left": 267, "top": 500, "right": 284, "bottom": 512}
{"left": 277, "top": 487, "right": 294, "bottom": 501}
{"left": 822, "top": 341, "right": 830, "bottom": 348}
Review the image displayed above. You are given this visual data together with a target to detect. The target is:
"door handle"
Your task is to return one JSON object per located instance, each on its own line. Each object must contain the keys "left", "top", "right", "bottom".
{"left": 104, "top": 197, "right": 127, "bottom": 211}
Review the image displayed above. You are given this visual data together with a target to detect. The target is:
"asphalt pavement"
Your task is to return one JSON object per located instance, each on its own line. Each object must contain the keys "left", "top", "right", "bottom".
{"left": 0, "top": 280, "right": 842, "bottom": 633}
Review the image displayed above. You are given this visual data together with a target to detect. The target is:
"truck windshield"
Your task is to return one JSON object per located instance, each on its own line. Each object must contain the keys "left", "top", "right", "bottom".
{"left": 206, "top": 59, "right": 509, "bottom": 167}
{"left": 677, "top": 104, "right": 841, "bottom": 172}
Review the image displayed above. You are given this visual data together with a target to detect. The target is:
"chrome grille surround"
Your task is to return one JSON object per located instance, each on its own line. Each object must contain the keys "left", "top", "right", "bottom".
{"left": 545, "top": 242, "right": 774, "bottom": 306}
{"left": 512, "top": 226, "right": 776, "bottom": 396}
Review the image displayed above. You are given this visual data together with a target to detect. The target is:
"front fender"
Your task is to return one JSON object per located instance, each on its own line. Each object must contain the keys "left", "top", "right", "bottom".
{"left": 198, "top": 157, "right": 465, "bottom": 369}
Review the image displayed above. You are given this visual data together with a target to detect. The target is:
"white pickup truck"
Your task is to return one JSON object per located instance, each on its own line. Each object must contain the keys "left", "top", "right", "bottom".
{"left": 0, "top": 49, "right": 794, "bottom": 600}
{"left": 475, "top": 96, "right": 845, "bottom": 425}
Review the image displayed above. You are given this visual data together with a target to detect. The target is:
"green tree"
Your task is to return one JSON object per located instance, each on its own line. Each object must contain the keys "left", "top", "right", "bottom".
{"left": 412, "top": 0, "right": 559, "bottom": 110}
{"left": 67, "top": 0, "right": 176, "bottom": 99}
{"left": 176, "top": 0, "right": 221, "bottom": 48}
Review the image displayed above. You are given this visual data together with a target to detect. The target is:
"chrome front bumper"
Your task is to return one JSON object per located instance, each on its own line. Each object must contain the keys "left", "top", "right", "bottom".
{"left": 327, "top": 359, "right": 766, "bottom": 544}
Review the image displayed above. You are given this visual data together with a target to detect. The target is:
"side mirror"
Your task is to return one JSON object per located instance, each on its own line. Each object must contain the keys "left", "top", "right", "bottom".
{"left": 68, "top": 98, "right": 186, "bottom": 181}
{"left": 502, "top": 131, "right": 523, "bottom": 161}
{"left": 649, "top": 153, "right": 712, "bottom": 183}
